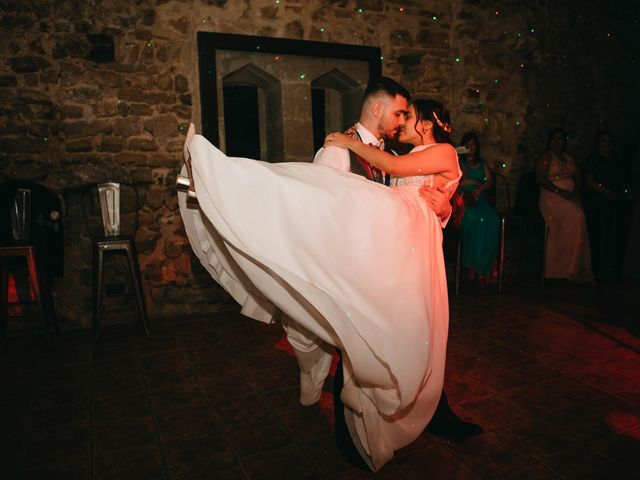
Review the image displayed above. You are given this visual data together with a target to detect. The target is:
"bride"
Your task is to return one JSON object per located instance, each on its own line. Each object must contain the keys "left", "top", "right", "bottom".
{"left": 178, "top": 97, "right": 460, "bottom": 471}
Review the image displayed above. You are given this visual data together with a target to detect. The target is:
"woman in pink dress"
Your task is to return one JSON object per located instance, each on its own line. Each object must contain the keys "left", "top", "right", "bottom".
{"left": 536, "top": 129, "right": 593, "bottom": 283}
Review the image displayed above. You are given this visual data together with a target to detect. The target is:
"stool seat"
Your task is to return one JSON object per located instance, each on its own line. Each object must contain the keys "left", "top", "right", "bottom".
{"left": 0, "top": 241, "right": 57, "bottom": 347}
{"left": 93, "top": 235, "right": 151, "bottom": 343}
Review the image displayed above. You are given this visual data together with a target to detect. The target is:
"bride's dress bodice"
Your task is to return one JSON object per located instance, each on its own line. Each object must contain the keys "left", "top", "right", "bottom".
{"left": 389, "top": 144, "right": 461, "bottom": 197}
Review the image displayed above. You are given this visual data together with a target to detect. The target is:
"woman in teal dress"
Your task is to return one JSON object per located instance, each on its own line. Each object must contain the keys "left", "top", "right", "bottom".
{"left": 458, "top": 132, "right": 500, "bottom": 283}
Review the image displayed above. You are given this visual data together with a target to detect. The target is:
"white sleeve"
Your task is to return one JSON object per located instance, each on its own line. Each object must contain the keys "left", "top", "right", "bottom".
{"left": 313, "top": 146, "right": 350, "bottom": 172}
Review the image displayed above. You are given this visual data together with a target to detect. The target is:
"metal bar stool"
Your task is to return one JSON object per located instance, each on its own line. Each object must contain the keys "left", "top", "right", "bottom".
{"left": 0, "top": 243, "right": 55, "bottom": 347}
{"left": 93, "top": 235, "right": 151, "bottom": 343}
{"left": 87, "top": 182, "right": 151, "bottom": 343}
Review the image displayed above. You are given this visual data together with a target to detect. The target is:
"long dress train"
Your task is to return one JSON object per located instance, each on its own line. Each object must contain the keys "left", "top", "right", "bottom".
{"left": 178, "top": 132, "right": 452, "bottom": 470}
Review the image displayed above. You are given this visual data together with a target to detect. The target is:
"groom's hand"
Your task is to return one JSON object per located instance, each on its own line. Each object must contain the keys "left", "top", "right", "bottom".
{"left": 419, "top": 185, "right": 452, "bottom": 220}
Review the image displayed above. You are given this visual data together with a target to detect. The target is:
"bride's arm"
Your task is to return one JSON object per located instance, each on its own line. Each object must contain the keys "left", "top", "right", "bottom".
{"left": 324, "top": 132, "right": 458, "bottom": 178}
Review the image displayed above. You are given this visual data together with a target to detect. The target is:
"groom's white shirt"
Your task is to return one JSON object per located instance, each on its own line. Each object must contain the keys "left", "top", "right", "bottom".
{"left": 313, "top": 123, "right": 381, "bottom": 171}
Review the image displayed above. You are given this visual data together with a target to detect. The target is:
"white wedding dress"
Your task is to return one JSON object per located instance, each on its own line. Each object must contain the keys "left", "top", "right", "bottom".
{"left": 178, "top": 133, "right": 457, "bottom": 470}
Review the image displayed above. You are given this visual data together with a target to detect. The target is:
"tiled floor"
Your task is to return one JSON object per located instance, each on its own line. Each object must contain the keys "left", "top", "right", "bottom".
{"left": 2, "top": 278, "right": 639, "bottom": 479}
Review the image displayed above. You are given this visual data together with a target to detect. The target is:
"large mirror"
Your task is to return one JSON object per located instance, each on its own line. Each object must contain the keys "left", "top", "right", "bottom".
{"left": 198, "top": 32, "right": 382, "bottom": 162}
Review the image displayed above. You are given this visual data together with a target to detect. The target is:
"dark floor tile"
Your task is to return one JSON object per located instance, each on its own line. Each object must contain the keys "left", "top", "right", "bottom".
{"left": 200, "top": 372, "right": 259, "bottom": 403}
{"left": 93, "top": 391, "right": 152, "bottom": 426}
{"left": 589, "top": 427, "right": 640, "bottom": 472}
{"left": 92, "top": 356, "right": 140, "bottom": 378}
{"left": 302, "top": 435, "right": 360, "bottom": 477}
{"left": 542, "top": 447, "right": 632, "bottom": 479}
{"left": 493, "top": 463, "right": 564, "bottom": 480}
{"left": 93, "top": 444, "right": 165, "bottom": 480}
{"left": 93, "top": 370, "right": 145, "bottom": 398}
{"left": 584, "top": 394, "right": 640, "bottom": 433}
{"left": 495, "top": 419, "right": 580, "bottom": 460}
{"left": 91, "top": 342, "right": 138, "bottom": 361}
{"left": 264, "top": 386, "right": 303, "bottom": 413}
{"left": 193, "top": 357, "right": 244, "bottom": 381}
{"left": 544, "top": 404, "right": 616, "bottom": 442}
{"left": 248, "top": 365, "right": 300, "bottom": 393}
{"left": 140, "top": 350, "right": 190, "bottom": 373}
{"left": 539, "top": 375, "right": 607, "bottom": 403}
{"left": 163, "top": 430, "right": 236, "bottom": 477}
{"left": 144, "top": 370, "right": 199, "bottom": 393}
{"left": 277, "top": 404, "right": 332, "bottom": 442}
{"left": 214, "top": 394, "right": 277, "bottom": 426}
{"left": 575, "top": 366, "right": 639, "bottom": 395}
{"left": 182, "top": 342, "right": 229, "bottom": 365}
{"left": 444, "top": 373, "right": 496, "bottom": 405}
{"left": 224, "top": 419, "right": 295, "bottom": 457}
{"left": 155, "top": 401, "right": 219, "bottom": 441}
{"left": 502, "top": 384, "right": 575, "bottom": 416}
{"left": 391, "top": 444, "right": 480, "bottom": 480}
{"left": 33, "top": 381, "right": 90, "bottom": 409}
{"left": 21, "top": 460, "right": 91, "bottom": 480}
{"left": 137, "top": 334, "right": 180, "bottom": 354}
{"left": 444, "top": 431, "right": 533, "bottom": 477}
{"left": 172, "top": 462, "right": 245, "bottom": 480}
{"left": 93, "top": 416, "right": 157, "bottom": 455}
{"left": 0, "top": 408, "right": 29, "bottom": 442}
{"left": 23, "top": 426, "right": 90, "bottom": 467}
{"left": 0, "top": 439, "right": 21, "bottom": 475}
{"left": 240, "top": 445, "right": 320, "bottom": 480}
{"left": 29, "top": 400, "right": 91, "bottom": 437}
{"left": 455, "top": 395, "right": 532, "bottom": 430}
{"left": 148, "top": 382, "right": 205, "bottom": 412}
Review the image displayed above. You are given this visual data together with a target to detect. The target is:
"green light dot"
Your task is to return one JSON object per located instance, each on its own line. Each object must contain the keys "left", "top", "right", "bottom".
{"left": 320, "top": 27, "right": 324, "bottom": 32}
{"left": 484, "top": 118, "right": 489, "bottom": 123}
{"left": 357, "top": 8, "right": 363, "bottom": 13}
{"left": 494, "top": 79, "right": 499, "bottom": 83}
{"left": 455, "top": 57, "right": 460, "bottom": 63}
{"left": 147, "top": 42, "right": 152, "bottom": 47}
{"left": 299, "top": 73, "right": 306, "bottom": 79}
{"left": 380, "top": 55, "right": 384, "bottom": 60}
{"left": 530, "top": 27, "right": 535, "bottom": 33}
{"left": 256, "top": 45, "right": 261, "bottom": 50}
{"left": 515, "top": 121, "right": 520, "bottom": 127}
{"left": 43, "top": 137, "right": 48, "bottom": 142}
{"left": 517, "top": 32, "right": 522, "bottom": 37}
{"left": 432, "top": 16, "right": 437, "bottom": 20}
{"left": 502, "top": 163, "right": 507, "bottom": 168}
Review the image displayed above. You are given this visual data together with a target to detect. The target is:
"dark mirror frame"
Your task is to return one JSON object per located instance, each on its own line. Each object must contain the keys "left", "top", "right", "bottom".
{"left": 197, "top": 32, "right": 382, "bottom": 145}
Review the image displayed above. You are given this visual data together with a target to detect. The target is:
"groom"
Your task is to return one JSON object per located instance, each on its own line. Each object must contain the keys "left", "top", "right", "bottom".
{"left": 282, "top": 76, "right": 482, "bottom": 466}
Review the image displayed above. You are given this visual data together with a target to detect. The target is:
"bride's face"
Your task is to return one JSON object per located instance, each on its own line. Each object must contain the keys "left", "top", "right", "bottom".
{"left": 398, "top": 105, "right": 423, "bottom": 146}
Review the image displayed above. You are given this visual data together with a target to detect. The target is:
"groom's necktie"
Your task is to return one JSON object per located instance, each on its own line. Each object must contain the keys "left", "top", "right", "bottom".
{"left": 369, "top": 140, "right": 385, "bottom": 184}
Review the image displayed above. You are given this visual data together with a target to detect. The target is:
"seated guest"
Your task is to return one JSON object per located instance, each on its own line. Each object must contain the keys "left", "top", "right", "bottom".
{"left": 535, "top": 129, "right": 593, "bottom": 283}
{"left": 457, "top": 132, "right": 500, "bottom": 284}
{"left": 583, "top": 130, "right": 633, "bottom": 282}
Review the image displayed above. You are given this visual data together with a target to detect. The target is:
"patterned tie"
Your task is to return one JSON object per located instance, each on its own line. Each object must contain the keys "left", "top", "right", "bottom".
{"left": 370, "top": 141, "right": 384, "bottom": 184}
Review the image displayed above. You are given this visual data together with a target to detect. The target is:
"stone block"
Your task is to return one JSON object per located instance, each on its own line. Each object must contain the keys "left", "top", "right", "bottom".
{"left": 99, "top": 138, "right": 124, "bottom": 152}
{"left": 114, "top": 152, "right": 146, "bottom": 165}
{"left": 64, "top": 120, "right": 111, "bottom": 138}
{"left": 127, "top": 137, "right": 159, "bottom": 151}
{"left": 53, "top": 34, "right": 90, "bottom": 59}
{"left": 10, "top": 56, "right": 51, "bottom": 73}
{"left": 112, "top": 118, "right": 143, "bottom": 137}
{"left": 130, "top": 168, "right": 154, "bottom": 183}
{"left": 0, "top": 76, "right": 17, "bottom": 87}
{"left": 65, "top": 138, "right": 93, "bottom": 152}
{"left": 144, "top": 114, "right": 178, "bottom": 137}
{"left": 174, "top": 74, "right": 189, "bottom": 93}
{"left": 61, "top": 104, "right": 84, "bottom": 119}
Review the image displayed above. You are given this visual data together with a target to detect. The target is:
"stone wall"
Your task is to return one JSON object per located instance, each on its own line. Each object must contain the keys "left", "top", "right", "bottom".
{"left": 1, "top": 0, "right": 638, "bottom": 327}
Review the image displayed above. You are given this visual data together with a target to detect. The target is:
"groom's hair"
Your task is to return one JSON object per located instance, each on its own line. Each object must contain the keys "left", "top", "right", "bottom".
{"left": 362, "top": 77, "right": 411, "bottom": 104}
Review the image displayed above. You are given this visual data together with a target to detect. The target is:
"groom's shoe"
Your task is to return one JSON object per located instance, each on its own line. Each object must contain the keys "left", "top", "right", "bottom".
{"left": 426, "top": 391, "right": 483, "bottom": 439}
{"left": 333, "top": 351, "right": 368, "bottom": 470}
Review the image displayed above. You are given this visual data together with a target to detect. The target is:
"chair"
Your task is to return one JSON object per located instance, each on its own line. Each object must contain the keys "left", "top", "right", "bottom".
{"left": 510, "top": 171, "right": 549, "bottom": 286}
{"left": 84, "top": 183, "right": 151, "bottom": 343}
{"left": 0, "top": 182, "right": 61, "bottom": 346}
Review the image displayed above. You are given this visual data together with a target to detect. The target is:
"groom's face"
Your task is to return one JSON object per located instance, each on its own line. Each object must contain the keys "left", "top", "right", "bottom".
{"left": 377, "top": 94, "right": 409, "bottom": 140}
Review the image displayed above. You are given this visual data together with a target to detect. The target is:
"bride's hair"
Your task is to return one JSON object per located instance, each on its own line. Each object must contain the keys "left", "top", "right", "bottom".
{"left": 411, "top": 99, "right": 452, "bottom": 144}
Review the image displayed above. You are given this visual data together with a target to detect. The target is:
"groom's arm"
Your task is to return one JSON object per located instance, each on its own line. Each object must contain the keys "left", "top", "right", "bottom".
{"left": 313, "top": 146, "right": 351, "bottom": 172}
